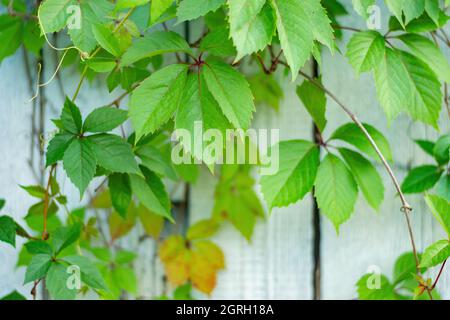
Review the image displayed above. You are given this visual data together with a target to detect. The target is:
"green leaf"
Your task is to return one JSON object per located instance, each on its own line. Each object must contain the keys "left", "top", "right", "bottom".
{"left": 339, "top": 148, "right": 384, "bottom": 211}
{"left": 129, "top": 64, "right": 188, "bottom": 140}
{"left": 137, "top": 204, "right": 165, "bottom": 239}
{"left": 46, "top": 133, "right": 74, "bottom": 166}
{"left": 228, "top": 0, "right": 276, "bottom": 60}
{"left": 425, "top": 0, "right": 440, "bottom": 26}
{"left": 398, "top": 34, "right": 450, "bottom": 84}
{"left": 52, "top": 223, "right": 82, "bottom": 255}
{"left": 116, "top": 0, "right": 149, "bottom": 10}
{"left": 248, "top": 73, "right": 283, "bottom": 110}
{"left": 88, "top": 134, "right": 140, "bottom": 175}
{"left": 356, "top": 273, "right": 395, "bottom": 300}
{"left": 187, "top": 219, "right": 220, "bottom": 241}
{"left": 425, "top": 194, "right": 450, "bottom": 235}
{"left": 401, "top": 165, "right": 442, "bottom": 194}
{"left": 63, "top": 255, "right": 106, "bottom": 289}
{"left": 67, "top": 0, "right": 114, "bottom": 52}
{"left": 260, "top": 140, "right": 319, "bottom": 210}
{"left": 175, "top": 73, "right": 232, "bottom": 164}
{"left": 20, "top": 185, "right": 46, "bottom": 199}
{"left": 24, "top": 254, "right": 52, "bottom": 284}
{"left": 433, "top": 135, "right": 450, "bottom": 165}
{"left": 46, "top": 262, "right": 77, "bottom": 300}
{"left": 0, "top": 215, "right": 16, "bottom": 247}
{"left": 1, "top": 291, "right": 26, "bottom": 300}
{"left": 213, "top": 168, "right": 264, "bottom": 240}
{"left": 352, "top": 0, "right": 375, "bottom": 18}
{"left": 38, "top": 0, "right": 75, "bottom": 33}
{"left": 271, "top": 0, "right": 313, "bottom": 79}
{"left": 25, "top": 241, "right": 53, "bottom": 255}
{"left": 296, "top": 79, "right": 327, "bottom": 132}
{"left": 330, "top": 122, "right": 392, "bottom": 161}
{"left": 0, "top": 15, "right": 23, "bottom": 63}
{"left": 63, "top": 138, "right": 97, "bottom": 196}
{"left": 436, "top": 175, "right": 450, "bottom": 202}
{"left": 415, "top": 139, "right": 435, "bottom": 158}
{"left": 108, "top": 173, "right": 132, "bottom": 218}
{"left": 374, "top": 48, "right": 412, "bottom": 122}
{"left": 115, "top": 250, "right": 137, "bottom": 264}
{"left": 385, "top": 0, "right": 405, "bottom": 27}
{"left": 200, "top": 26, "right": 236, "bottom": 58}
{"left": 177, "top": 0, "right": 225, "bottom": 22}
{"left": 393, "top": 252, "right": 424, "bottom": 285}
{"left": 314, "top": 153, "right": 358, "bottom": 231}
{"left": 402, "top": 0, "right": 425, "bottom": 24}
{"left": 92, "top": 23, "right": 120, "bottom": 57}
{"left": 86, "top": 57, "right": 116, "bottom": 73}
{"left": 0, "top": 199, "right": 4, "bottom": 210}
{"left": 346, "top": 31, "right": 385, "bottom": 74}
{"left": 203, "top": 60, "right": 255, "bottom": 129}
{"left": 399, "top": 51, "right": 441, "bottom": 129}
{"left": 23, "top": 20, "right": 45, "bottom": 56}
{"left": 151, "top": 0, "right": 173, "bottom": 22}
{"left": 129, "top": 167, "right": 173, "bottom": 221}
{"left": 61, "top": 97, "right": 83, "bottom": 134}
{"left": 136, "top": 145, "right": 177, "bottom": 180}
{"left": 120, "top": 31, "right": 192, "bottom": 67}
{"left": 83, "top": 106, "right": 128, "bottom": 133}
{"left": 419, "top": 240, "right": 450, "bottom": 268}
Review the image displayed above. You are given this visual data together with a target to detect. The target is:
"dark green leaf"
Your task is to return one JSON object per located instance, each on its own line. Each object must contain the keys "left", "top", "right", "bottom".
{"left": 0, "top": 215, "right": 16, "bottom": 247}
{"left": 108, "top": 173, "right": 132, "bottom": 218}
{"left": 401, "top": 165, "right": 442, "bottom": 194}
{"left": 83, "top": 107, "right": 128, "bottom": 133}
{"left": 24, "top": 254, "right": 52, "bottom": 284}
{"left": 52, "top": 223, "right": 82, "bottom": 255}
{"left": 60, "top": 97, "right": 83, "bottom": 134}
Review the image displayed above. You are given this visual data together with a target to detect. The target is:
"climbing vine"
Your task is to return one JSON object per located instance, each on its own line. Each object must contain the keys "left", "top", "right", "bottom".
{"left": 0, "top": 0, "right": 449, "bottom": 300}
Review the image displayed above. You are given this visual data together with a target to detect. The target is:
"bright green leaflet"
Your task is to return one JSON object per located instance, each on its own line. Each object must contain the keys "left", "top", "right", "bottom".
{"left": 260, "top": 140, "right": 319, "bottom": 211}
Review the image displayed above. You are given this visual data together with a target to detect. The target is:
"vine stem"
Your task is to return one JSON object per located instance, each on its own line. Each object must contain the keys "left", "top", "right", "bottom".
{"left": 432, "top": 259, "right": 447, "bottom": 290}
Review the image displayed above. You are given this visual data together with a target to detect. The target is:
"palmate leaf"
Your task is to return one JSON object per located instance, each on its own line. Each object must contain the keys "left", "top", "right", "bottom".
{"left": 177, "top": 0, "right": 225, "bottom": 23}
{"left": 24, "top": 254, "right": 52, "bottom": 284}
{"left": 260, "top": 140, "right": 319, "bottom": 211}
{"left": 228, "top": 0, "right": 275, "bottom": 60}
{"left": 63, "top": 138, "right": 97, "bottom": 197}
{"left": 120, "top": 31, "right": 192, "bottom": 67}
{"left": 202, "top": 60, "right": 255, "bottom": 129}
{"left": 129, "top": 64, "right": 188, "bottom": 140}
{"left": 346, "top": 31, "right": 385, "bottom": 74}
{"left": 314, "top": 154, "right": 358, "bottom": 231}
{"left": 352, "top": 0, "right": 375, "bottom": 18}
{"left": 38, "top": 0, "right": 75, "bottom": 33}
{"left": 61, "top": 97, "right": 83, "bottom": 134}
{"left": 200, "top": 26, "right": 236, "bottom": 58}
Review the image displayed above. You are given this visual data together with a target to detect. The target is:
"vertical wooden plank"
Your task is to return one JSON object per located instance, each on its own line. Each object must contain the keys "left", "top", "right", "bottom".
{"left": 189, "top": 72, "right": 315, "bottom": 299}
{"left": 320, "top": 3, "right": 450, "bottom": 299}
